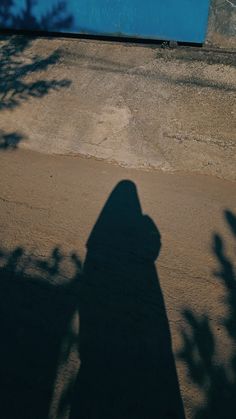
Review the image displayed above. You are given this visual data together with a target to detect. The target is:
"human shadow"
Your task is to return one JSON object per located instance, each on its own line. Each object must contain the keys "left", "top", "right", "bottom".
{"left": 70, "top": 180, "right": 185, "bottom": 419}
{"left": 0, "top": 180, "right": 185, "bottom": 418}
{"left": 178, "top": 210, "right": 236, "bottom": 419}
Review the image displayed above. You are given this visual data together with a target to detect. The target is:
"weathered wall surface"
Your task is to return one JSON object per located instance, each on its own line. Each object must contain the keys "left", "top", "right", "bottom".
{"left": 0, "top": 0, "right": 210, "bottom": 43}
{"left": 0, "top": 1, "right": 235, "bottom": 48}
{"left": 207, "top": 0, "right": 236, "bottom": 48}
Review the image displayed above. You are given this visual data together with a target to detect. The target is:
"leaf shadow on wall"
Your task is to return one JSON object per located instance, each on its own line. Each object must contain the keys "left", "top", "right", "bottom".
{"left": 0, "top": 0, "right": 73, "bottom": 32}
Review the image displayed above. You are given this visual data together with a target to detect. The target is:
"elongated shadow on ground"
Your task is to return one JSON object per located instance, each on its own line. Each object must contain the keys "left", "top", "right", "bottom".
{"left": 69, "top": 180, "right": 185, "bottom": 419}
{"left": 0, "top": 180, "right": 185, "bottom": 418}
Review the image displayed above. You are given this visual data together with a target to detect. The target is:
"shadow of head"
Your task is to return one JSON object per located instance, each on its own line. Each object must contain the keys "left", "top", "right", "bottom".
{"left": 87, "top": 179, "right": 161, "bottom": 262}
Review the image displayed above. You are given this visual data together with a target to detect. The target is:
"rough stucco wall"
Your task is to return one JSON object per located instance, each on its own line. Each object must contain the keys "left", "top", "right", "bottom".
{"left": 206, "top": 0, "right": 236, "bottom": 48}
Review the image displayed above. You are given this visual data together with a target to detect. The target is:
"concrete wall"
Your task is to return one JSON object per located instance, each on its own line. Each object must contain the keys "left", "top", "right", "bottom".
{"left": 206, "top": 0, "right": 236, "bottom": 48}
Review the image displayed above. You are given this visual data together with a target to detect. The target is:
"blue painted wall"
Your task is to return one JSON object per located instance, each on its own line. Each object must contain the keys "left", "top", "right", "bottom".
{"left": 0, "top": 0, "right": 210, "bottom": 43}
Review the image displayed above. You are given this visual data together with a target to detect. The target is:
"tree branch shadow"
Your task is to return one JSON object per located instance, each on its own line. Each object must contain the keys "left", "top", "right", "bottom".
{"left": 178, "top": 210, "right": 236, "bottom": 419}
{"left": 0, "top": 244, "right": 81, "bottom": 419}
{"left": 0, "top": 129, "right": 25, "bottom": 149}
{"left": 0, "top": 0, "right": 73, "bottom": 32}
{"left": 0, "top": 1, "right": 73, "bottom": 151}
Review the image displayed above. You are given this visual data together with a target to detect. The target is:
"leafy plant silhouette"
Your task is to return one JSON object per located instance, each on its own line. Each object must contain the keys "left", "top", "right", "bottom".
{"left": 0, "top": 2, "right": 73, "bottom": 149}
{"left": 0, "top": 35, "right": 71, "bottom": 111}
{"left": 0, "top": 0, "right": 73, "bottom": 31}
{"left": 0, "top": 129, "right": 24, "bottom": 149}
{"left": 0, "top": 245, "right": 81, "bottom": 419}
{"left": 179, "top": 210, "right": 236, "bottom": 419}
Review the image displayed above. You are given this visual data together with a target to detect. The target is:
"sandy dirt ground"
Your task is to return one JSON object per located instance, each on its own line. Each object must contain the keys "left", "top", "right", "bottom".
{"left": 0, "top": 148, "right": 235, "bottom": 419}
{"left": 0, "top": 35, "right": 236, "bottom": 180}
{"left": 1, "top": 33, "right": 236, "bottom": 419}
